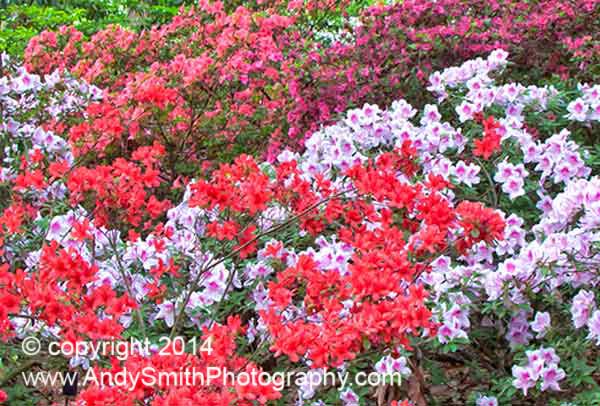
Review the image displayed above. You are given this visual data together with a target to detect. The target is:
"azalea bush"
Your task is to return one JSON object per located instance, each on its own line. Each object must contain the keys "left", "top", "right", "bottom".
{"left": 1, "top": 50, "right": 490, "bottom": 404}
{"left": 20, "top": 0, "right": 369, "bottom": 175}
{"left": 285, "top": 0, "right": 600, "bottom": 151}
{"left": 2, "top": 0, "right": 600, "bottom": 404}
{"left": 1, "top": 0, "right": 362, "bottom": 59}
{"left": 2, "top": 45, "right": 600, "bottom": 405}
{"left": 20, "top": 0, "right": 600, "bottom": 167}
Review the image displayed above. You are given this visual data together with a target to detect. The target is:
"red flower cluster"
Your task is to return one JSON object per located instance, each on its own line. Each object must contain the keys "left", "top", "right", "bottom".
{"left": 0, "top": 243, "right": 134, "bottom": 340}
{"left": 456, "top": 201, "right": 505, "bottom": 254}
{"left": 78, "top": 317, "right": 281, "bottom": 406}
{"left": 67, "top": 143, "right": 170, "bottom": 228}
{"left": 473, "top": 116, "right": 502, "bottom": 160}
{"left": 189, "top": 155, "right": 273, "bottom": 216}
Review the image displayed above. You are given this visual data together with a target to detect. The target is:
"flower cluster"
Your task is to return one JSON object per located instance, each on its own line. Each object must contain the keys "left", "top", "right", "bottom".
{"left": 494, "top": 161, "right": 528, "bottom": 200}
{"left": 571, "top": 290, "right": 600, "bottom": 346}
{"left": 512, "top": 347, "right": 566, "bottom": 395}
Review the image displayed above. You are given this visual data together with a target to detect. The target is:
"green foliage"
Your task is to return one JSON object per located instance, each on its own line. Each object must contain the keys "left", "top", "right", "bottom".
{"left": 0, "top": 4, "right": 85, "bottom": 56}
{"left": 0, "top": 0, "right": 194, "bottom": 58}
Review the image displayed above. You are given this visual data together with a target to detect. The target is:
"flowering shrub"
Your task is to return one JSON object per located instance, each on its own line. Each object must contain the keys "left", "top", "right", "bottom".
{"left": 269, "top": 48, "right": 600, "bottom": 403}
{"left": 20, "top": 0, "right": 600, "bottom": 167}
{"left": 3, "top": 0, "right": 600, "bottom": 401}
{"left": 2, "top": 48, "right": 502, "bottom": 404}
{"left": 21, "top": 0, "right": 359, "bottom": 169}
{"left": 3, "top": 46, "right": 600, "bottom": 405}
{"left": 285, "top": 0, "right": 600, "bottom": 151}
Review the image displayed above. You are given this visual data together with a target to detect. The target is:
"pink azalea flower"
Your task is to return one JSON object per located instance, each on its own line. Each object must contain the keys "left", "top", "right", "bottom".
{"left": 530, "top": 312, "right": 551, "bottom": 338}
{"left": 540, "top": 365, "right": 566, "bottom": 391}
